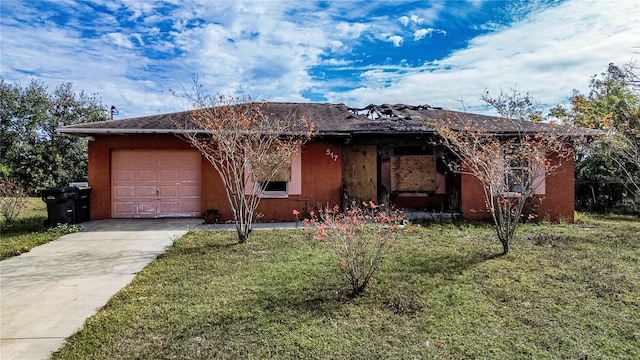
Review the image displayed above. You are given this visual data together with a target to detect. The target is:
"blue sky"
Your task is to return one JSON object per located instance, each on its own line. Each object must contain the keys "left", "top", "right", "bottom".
{"left": 1, "top": 0, "right": 638, "bottom": 118}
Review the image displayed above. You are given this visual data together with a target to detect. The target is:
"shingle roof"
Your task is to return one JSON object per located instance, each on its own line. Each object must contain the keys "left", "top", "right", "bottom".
{"left": 57, "top": 102, "right": 598, "bottom": 137}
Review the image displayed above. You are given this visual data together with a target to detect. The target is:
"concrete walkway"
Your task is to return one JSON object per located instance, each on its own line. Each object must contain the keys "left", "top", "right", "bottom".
{"left": 0, "top": 218, "right": 201, "bottom": 360}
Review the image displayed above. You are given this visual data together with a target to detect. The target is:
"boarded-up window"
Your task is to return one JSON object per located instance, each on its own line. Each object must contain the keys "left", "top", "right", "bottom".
{"left": 390, "top": 155, "right": 436, "bottom": 192}
{"left": 251, "top": 147, "right": 292, "bottom": 182}
{"left": 342, "top": 145, "right": 377, "bottom": 201}
{"left": 245, "top": 146, "right": 301, "bottom": 197}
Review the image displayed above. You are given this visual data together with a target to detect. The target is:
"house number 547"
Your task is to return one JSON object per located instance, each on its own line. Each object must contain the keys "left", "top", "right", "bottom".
{"left": 326, "top": 148, "right": 338, "bottom": 161}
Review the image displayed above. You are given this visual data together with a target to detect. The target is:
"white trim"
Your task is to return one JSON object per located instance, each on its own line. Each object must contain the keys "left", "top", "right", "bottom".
{"left": 58, "top": 128, "right": 203, "bottom": 135}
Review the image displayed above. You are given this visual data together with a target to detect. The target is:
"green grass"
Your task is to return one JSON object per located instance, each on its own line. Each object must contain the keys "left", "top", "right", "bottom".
{"left": 53, "top": 215, "right": 639, "bottom": 359}
{"left": 0, "top": 198, "right": 80, "bottom": 260}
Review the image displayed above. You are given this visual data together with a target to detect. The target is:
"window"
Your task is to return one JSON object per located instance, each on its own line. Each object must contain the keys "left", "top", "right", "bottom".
{"left": 260, "top": 181, "right": 288, "bottom": 193}
{"left": 244, "top": 146, "right": 302, "bottom": 198}
{"left": 502, "top": 146, "right": 545, "bottom": 196}
{"left": 505, "top": 158, "right": 530, "bottom": 193}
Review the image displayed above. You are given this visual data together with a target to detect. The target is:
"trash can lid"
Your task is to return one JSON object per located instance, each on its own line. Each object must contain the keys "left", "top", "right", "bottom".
{"left": 69, "top": 182, "right": 89, "bottom": 188}
{"left": 56, "top": 186, "right": 79, "bottom": 192}
{"left": 41, "top": 186, "right": 78, "bottom": 194}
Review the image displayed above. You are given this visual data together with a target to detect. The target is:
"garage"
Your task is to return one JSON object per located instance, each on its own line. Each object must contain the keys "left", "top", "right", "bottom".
{"left": 111, "top": 149, "right": 201, "bottom": 218}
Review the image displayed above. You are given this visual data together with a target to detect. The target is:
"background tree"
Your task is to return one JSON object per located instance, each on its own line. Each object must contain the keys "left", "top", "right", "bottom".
{"left": 1, "top": 78, "right": 107, "bottom": 193}
{"left": 431, "top": 91, "right": 574, "bottom": 254}
{"left": 178, "top": 87, "right": 313, "bottom": 243}
{"left": 560, "top": 63, "right": 640, "bottom": 213}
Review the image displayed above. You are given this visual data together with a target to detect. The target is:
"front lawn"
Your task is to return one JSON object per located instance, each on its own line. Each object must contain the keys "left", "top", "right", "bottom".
{"left": 53, "top": 216, "right": 639, "bottom": 359}
{"left": 0, "top": 198, "right": 80, "bottom": 260}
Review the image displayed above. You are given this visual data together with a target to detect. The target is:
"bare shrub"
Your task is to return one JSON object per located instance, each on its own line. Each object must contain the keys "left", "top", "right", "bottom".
{"left": 304, "top": 202, "right": 406, "bottom": 296}
{"left": 0, "top": 179, "right": 29, "bottom": 223}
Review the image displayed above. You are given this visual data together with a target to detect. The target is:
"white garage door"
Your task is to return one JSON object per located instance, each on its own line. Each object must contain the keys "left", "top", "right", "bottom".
{"left": 112, "top": 149, "right": 201, "bottom": 218}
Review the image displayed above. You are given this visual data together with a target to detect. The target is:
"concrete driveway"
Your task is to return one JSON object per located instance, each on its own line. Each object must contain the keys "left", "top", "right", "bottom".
{"left": 0, "top": 218, "right": 201, "bottom": 360}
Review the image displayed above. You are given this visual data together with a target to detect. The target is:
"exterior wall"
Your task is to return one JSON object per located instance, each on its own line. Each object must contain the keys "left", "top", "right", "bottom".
{"left": 89, "top": 134, "right": 574, "bottom": 223}
{"left": 88, "top": 135, "right": 342, "bottom": 222}
{"left": 88, "top": 134, "right": 219, "bottom": 220}
{"left": 254, "top": 142, "right": 343, "bottom": 222}
{"left": 532, "top": 153, "right": 575, "bottom": 222}
{"left": 460, "top": 153, "right": 575, "bottom": 223}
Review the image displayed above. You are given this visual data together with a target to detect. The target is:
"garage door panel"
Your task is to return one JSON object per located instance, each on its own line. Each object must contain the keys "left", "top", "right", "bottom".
{"left": 137, "top": 169, "right": 157, "bottom": 182}
{"left": 113, "top": 152, "right": 135, "bottom": 167}
{"left": 113, "top": 202, "right": 135, "bottom": 215}
{"left": 134, "top": 153, "right": 158, "bottom": 168}
{"left": 158, "top": 153, "right": 182, "bottom": 167}
{"left": 114, "top": 169, "right": 135, "bottom": 182}
{"left": 114, "top": 185, "right": 135, "bottom": 198}
{"left": 137, "top": 186, "right": 157, "bottom": 197}
{"left": 158, "top": 201, "right": 179, "bottom": 214}
{"left": 179, "top": 169, "right": 200, "bottom": 182}
{"left": 136, "top": 202, "right": 158, "bottom": 214}
{"left": 180, "top": 185, "right": 200, "bottom": 197}
{"left": 112, "top": 149, "right": 202, "bottom": 218}
{"left": 179, "top": 200, "right": 200, "bottom": 213}
{"left": 179, "top": 155, "right": 201, "bottom": 169}
{"left": 158, "top": 169, "right": 178, "bottom": 182}
{"left": 158, "top": 185, "right": 179, "bottom": 197}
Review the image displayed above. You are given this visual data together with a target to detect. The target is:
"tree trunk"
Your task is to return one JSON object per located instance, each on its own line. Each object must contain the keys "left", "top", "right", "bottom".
{"left": 236, "top": 222, "right": 251, "bottom": 244}
{"left": 501, "top": 240, "right": 509, "bottom": 255}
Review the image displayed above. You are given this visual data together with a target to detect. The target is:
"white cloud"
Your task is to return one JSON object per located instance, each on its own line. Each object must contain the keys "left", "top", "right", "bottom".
{"left": 414, "top": 28, "right": 446, "bottom": 41}
{"left": 326, "top": 0, "right": 640, "bottom": 113}
{"left": 1, "top": 0, "right": 637, "bottom": 120}
{"left": 321, "top": 59, "right": 351, "bottom": 66}
{"left": 466, "top": 0, "right": 484, "bottom": 8}
{"left": 399, "top": 14, "right": 430, "bottom": 26}
{"left": 336, "top": 22, "right": 369, "bottom": 39}
{"left": 379, "top": 33, "right": 404, "bottom": 47}
{"left": 104, "top": 33, "right": 135, "bottom": 48}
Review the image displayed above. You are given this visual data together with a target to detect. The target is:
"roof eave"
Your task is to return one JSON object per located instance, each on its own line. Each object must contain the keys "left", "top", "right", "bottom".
{"left": 56, "top": 128, "right": 203, "bottom": 136}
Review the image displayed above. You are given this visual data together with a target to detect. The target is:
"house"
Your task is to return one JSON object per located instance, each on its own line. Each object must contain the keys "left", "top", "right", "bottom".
{"left": 58, "top": 103, "right": 584, "bottom": 223}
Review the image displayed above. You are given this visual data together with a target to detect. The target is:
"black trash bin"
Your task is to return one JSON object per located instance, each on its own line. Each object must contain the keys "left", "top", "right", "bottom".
{"left": 75, "top": 187, "right": 92, "bottom": 223}
{"left": 41, "top": 187, "right": 78, "bottom": 226}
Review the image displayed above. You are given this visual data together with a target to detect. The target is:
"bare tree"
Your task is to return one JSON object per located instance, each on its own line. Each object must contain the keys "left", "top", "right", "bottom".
{"left": 178, "top": 87, "right": 313, "bottom": 243}
{"left": 430, "top": 91, "right": 575, "bottom": 254}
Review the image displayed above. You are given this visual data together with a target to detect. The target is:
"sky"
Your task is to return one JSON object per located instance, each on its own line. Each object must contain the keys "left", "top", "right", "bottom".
{"left": 1, "top": 0, "right": 639, "bottom": 119}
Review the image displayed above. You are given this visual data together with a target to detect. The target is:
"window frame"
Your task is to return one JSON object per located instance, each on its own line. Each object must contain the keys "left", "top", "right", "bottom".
{"left": 244, "top": 146, "right": 302, "bottom": 199}
{"left": 502, "top": 147, "right": 546, "bottom": 197}
{"left": 505, "top": 158, "right": 531, "bottom": 194}
{"left": 259, "top": 180, "right": 289, "bottom": 198}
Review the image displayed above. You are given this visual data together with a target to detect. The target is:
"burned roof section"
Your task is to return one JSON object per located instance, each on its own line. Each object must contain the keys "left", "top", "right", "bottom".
{"left": 351, "top": 103, "right": 582, "bottom": 135}
{"left": 58, "top": 102, "right": 598, "bottom": 137}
